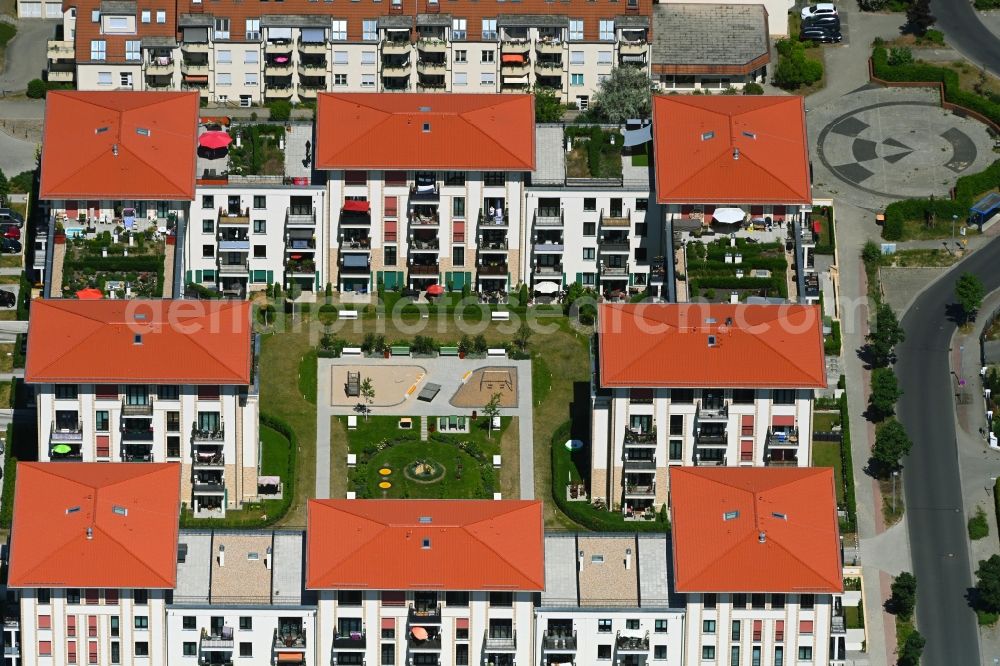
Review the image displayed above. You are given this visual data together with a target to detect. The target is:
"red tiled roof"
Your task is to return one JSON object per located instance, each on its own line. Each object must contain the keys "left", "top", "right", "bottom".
{"left": 669, "top": 467, "right": 843, "bottom": 594}
{"left": 40, "top": 91, "right": 198, "bottom": 201}
{"left": 652, "top": 96, "right": 811, "bottom": 205}
{"left": 598, "top": 303, "right": 826, "bottom": 389}
{"left": 8, "top": 463, "right": 181, "bottom": 588}
{"left": 25, "top": 299, "right": 252, "bottom": 385}
{"left": 306, "top": 500, "right": 544, "bottom": 590}
{"left": 315, "top": 94, "right": 535, "bottom": 171}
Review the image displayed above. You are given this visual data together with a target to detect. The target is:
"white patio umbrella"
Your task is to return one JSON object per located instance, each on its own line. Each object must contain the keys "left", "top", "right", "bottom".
{"left": 713, "top": 207, "right": 746, "bottom": 224}
{"left": 534, "top": 281, "right": 560, "bottom": 294}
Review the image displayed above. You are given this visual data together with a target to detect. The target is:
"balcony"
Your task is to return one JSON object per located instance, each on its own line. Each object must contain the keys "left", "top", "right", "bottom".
{"left": 383, "top": 39, "right": 411, "bottom": 54}
{"left": 47, "top": 39, "right": 74, "bottom": 60}
{"left": 535, "top": 209, "right": 564, "bottom": 227}
{"left": 535, "top": 38, "right": 564, "bottom": 54}
{"left": 501, "top": 36, "right": 530, "bottom": 54}
{"left": 598, "top": 237, "right": 630, "bottom": 253}
{"left": 193, "top": 450, "right": 225, "bottom": 467}
{"left": 534, "top": 264, "right": 563, "bottom": 277}
{"left": 501, "top": 60, "right": 530, "bottom": 77}
{"left": 298, "top": 86, "right": 321, "bottom": 99}
{"left": 409, "top": 211, "right": 440, "bottom": 226}
{"left": 697, "top": 401, "right": 729, "bottom": 421}
{"left": 47, "top": 67, "right": 74, "bottom": 82}
{"left": 542, "top": 630, "right": 577, "bottom": 652}
{"left": 193, "top": 479, "right": 226, "bottom": 494}
{"left": 145, "top": 57, "right": 174, "bottom": 75}
{"left": 694, "top": 454, "right": 727, "bottom": 466}
{"left": 265, "top": 86, "right": 294, "bottom": 99}
{"left": 339, "top": 254, "right": 371, "bottom": 273}
{"left": 297, "top": 63, "right": 326, "bottom": 78}
{"left": 181, "top": 41, "right": 210, "bottom": 53}
{"left": 407, "top": 632, "right": 442, "bottom": 651}
{"left": 341, "top": 235, "right": 371, "bottom": 251}
{"left": 534, "top": 242, "right": 564, "bottom": 254}
{"left": 287, "top": 259, "right": 316, "bottom": 275}
{"left": 694, "top": 429, "right": 727, "bottom": 446}
{"left": 416, "top": 81, "right": 447, "bottom": 92}
{"left": 51, "top": 422, "right": 83, "bottom": 443}
{"left": 484, "top": 630, "right": 516, "bottom": 652}
{"left": 479, "top": 208, "right": 509, "bottom": 227}
{"left": 623, "top": 456, "right": 656, "bottom": 472}
{"left": 383, "top": 59, "right": 411, "bottom": 76}
{"left": 619, "top": 39, "right": 648, "bottom": 54}
{"left": 409, "top": 264, "right": 439, "bottom": 276}
{"left": 416, "top": 38, "right": 447, "bottom": 53}
{"left": 121, "top": 443, "right": 153, "bottom": 462}
{"left": 299, "top": 38, "right": 327, "bottom": 54}
{"left": 181, "top": 60, "right": 209, "bottom": 75}
{"left": 616, "top": 632, "right": 650, "bottom": 652}
{"left": 623, "top": 483, "right": 655, "bottom": 498}
{"left": 417, "top": 59, "right": 446, "bottom": 74}
{"left": 120, "top": 426, "right": 154, "bottom": 443}
{"left": 265, "top": 61, "right": 294, "bottom": 76}
{"left": 599, "top": 264, "right": 629, "bottom": 277}
{"left": 332, "top": 630, "right": 365, "bottom": 649}
{"left": 218, "top": 260, "right": 249, "bottom": 275}
{"left": 601, "top": 209, "right": 631, "bottom": 227}
{"left": 766, "top": 427, "right": 800, "bottom": 447}
{"left": 274, "top": 626, "right": 307, "bottom": 650}
{"left": 624, "top": 427, "right": 656, "bottom": 444}
{"left": 409, "top": 185, "right": 440, "bottom": 203}
{"left": 219, "top": 208, "right": 249, "bottom": 225}
{"left": 766, "top": 455, "right": 799, "bottom": 467}
{"left": 479, "top": 238, "right": 508, "bottom": 252}
{"left": 535, "top": 60, "right": 564, "bottom": 77}
{"left": 122, "top": 400, "right": 154, "bottom": 417}
{"left": 478, "top": 263, "right": 508, "bottom": 277}
{"left": 200, "top": 628, "right": 234, "bottom": 651}
{"left": 49, "top": 443, "right": 83, "bottom": 461}
{"left": 265, "top": 40, "right": 293, "bottom": 55}
{"left": 219, "top": 238, "right": 250, "bottom": 252}
{"left": 410, "top": 238, "right": 440, "bottom": 252}
{"left": 287, "top": 207, "right": 316, "bottom": 226}
{"left": 408, "top": 604, "right": 442, "bottom": 624}
{"left": 192, "top": 422, "right": 225, "bottom": 443}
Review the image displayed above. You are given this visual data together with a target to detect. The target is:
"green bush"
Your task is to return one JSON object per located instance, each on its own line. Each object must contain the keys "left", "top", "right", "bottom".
{"left": 888, "top": 47, "right": 914, "bottom": 67}
{"left": 268, "top": 100, "right": 292, "bottom": 121}
{"left": 773, "top": 39, "right": 823, "bottom": 90}
{"left": 743, "top": 82, "right": 765, "bottom": 95}
{"left": 970, "top": 506, "right": 990, "bottom": 541}
{"left": 26, "top": 79, "right": 46, "bottom": 99}
{"left": 0, "top": 424, "right": 15, "bottom": 529}
{"left": 839, "top": 389, "right": 858, "bottom": 532}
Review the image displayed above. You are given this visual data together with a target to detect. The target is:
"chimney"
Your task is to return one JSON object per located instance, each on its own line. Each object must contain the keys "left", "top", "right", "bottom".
{"left": 733, "top": 147, "right": 739, "bottom": 161}
{"left": 758, "top": 531, "right": 766, "bottom": 544}
{"left": 625, "top": 548, "right": 632, "bottom": 570}
{"left": 265, "top": 546, "right": 272, "bottom": 570}
{"left": 112, "top": 143, "right": 119, "bottom": 157}
{"left": 218, "top": 544, "right": 225, "bottom": 567}
{"left": 86, "top": 527, "right": 93, "bottom": 540}
{"left": 578, "top": 550, "right": 585, "bottom": 567}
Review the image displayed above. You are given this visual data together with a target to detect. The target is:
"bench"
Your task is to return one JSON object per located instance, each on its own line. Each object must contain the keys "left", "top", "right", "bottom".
{"left": 491, "top": 310, "right": 510, "bottom": 321}
{"left": 339, "top": 309, "right": 359, "bottom": 320}
{"left": 439, "top": 346, "right": 459, "bottom": 356}
{"left": 391, "top": 345, "right": 410, "bottom": 356}
{"left": 342, "top": 347, "right": 362, "bottom": 356}
{"left": 487, "top": 348, "right": 506, "bottom": 357}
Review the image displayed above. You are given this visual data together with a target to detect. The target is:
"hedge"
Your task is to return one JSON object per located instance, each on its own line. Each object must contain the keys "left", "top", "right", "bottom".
{"left": 0, "top": 424, "right": 15, "bottom": 529}
{"left": 549, "top": 421, "right": 669, "bottom": 533}
{"left": 839, "top": 387, "right": 858, "bottom": 532}
{"left": 824, "top": 320, "right": 842, "bottom": 356}
{"left": 15, "top": 272, "right": 30, "bottom": 321}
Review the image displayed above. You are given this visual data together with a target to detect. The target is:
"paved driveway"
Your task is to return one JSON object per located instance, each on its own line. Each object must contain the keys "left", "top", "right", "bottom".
{"left": 0, "top": 19, "right": 57, "bottom": 92}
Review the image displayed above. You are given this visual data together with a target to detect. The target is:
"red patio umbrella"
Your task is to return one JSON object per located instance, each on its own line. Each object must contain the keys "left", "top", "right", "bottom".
{"left": 198, "top": 131, "right": 233, "bottom": 150}
{"left": 410, "top": 627, "right": 428, "bottom": 641}
{"left": 426, "top": 284, "right": 445, "bottom": 296}
{"left": 76, "top": 288, "right": 103, "bottom": 300}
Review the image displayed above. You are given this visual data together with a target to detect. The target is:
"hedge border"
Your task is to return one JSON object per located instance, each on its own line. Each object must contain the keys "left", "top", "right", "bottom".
{"left": 840, "top": 386, "right": 858, "bottom": 532}
{"left": 0, "top": 424, "right": 15, "bottom": 529}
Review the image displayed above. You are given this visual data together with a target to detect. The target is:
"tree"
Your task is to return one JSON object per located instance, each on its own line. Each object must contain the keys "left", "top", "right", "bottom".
{"left": 773, "top": 40, "right": 823, "bottom": 91}
{"left": 869, "top": 367, "right": 902, "bottom": 421}
{"left": 871, "top": 420, "right": 913, "bottom": 476}
{"left": 534, "top": 87, "right": 563, "bottom": 123}
{"left": 955, "top": 272, "right": 985, "bottom": 324}
{"left": 513, "top": 320, "right": 532, "bottom": 353}
{"left": 483, "top": 391, "right": 503, "bottom": 438}
{"left": 976, "top": 555, "right": 1000, "bottom": 613}
{"left": 591, "top": 67, "right": 653, "bottom": 123}
{"left": 889, "top": 571, "right": 917, "bottom": 620}
{"left": 360, "top": 377, "right": 375, "bottom": 421}
{"left": 897, "top": 631, "right": 926, "bottom": 666}
{"left": 906, "top": 0, "right": 936, "bottom": 36}
{"left": 861, "top": 240, "right": 882, "bottom": 266}
{"left": 867, "top": 303, "right": 905, "bottom": 368}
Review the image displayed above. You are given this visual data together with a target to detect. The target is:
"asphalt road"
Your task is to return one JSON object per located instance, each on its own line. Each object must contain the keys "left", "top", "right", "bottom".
{"left": 895, "top": 236, "right": 1000, "bottom": 666}
{"left": 931, "top": 0, "right": 1000, "bottom": 75}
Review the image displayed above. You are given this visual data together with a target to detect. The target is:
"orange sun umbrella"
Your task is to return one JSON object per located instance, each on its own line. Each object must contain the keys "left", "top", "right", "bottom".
{"left": 75, "top": 288, "right": 103, "bottom": 300}
{"left": 411, "top": 627, "right": 428, "bottom": 641}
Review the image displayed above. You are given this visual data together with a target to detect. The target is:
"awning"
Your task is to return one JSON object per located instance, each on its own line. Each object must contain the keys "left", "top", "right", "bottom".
{"left": 740, "top": 440, "right": 753, "bottom": 455}
{"left": 534, "top": 281, "right": 559, "bottom": 294}
{"left": 455, "top": 618, "right": 469, "bottom": 630}
{"left": 772, "top": 415, "right": 795, "bottom": 427}
{"left": 381, "top": 618, "right": 396, "bottom": 630}
{"left": 503, "top": 74, "right": 529, "bottom": 84}
{"left": 501, "top": 53, "right": 525, "bottom": 63}
{"left": 183, "top": 74, "right": 208, "bottom": 83}
{"left": 258, "top": 475, "right": 280, "bottom": 485}
{"left": 713, "top": 207, "right": 745, "bottom": 224}
{"left": 741, "top": 415, "right": 754, "bottom": 427}
{"left": 343, "top": 254, "right": 368, "bottom": 268}
{"left": 301, "top": 27, "right": 325, "bottom": 42}
{"left": 622, "top": 125, "right": 652, "bottom": 148}
{"left": 276, "top": 654, "right": 304, "bottom": 664}
{"left": 268, "top": 27, "right": 293, "bottom": 39}
{"left": 343, "top": 200, "right": 370, "bottom": 213}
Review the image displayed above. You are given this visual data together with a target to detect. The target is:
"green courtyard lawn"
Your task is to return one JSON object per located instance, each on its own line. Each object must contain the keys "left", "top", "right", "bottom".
{"left": 343, "top": 415, "right": 510, "bottom": 499}
{"left": 812, "top": 441, "right": 845, "bottom": 505}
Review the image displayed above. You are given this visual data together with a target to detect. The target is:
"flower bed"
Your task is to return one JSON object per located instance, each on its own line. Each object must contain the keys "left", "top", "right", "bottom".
{"left": 685, "top": 238, "right": 788, "bottom": 301}
{"left": 61, "top": 231, "right": 166, "bottom": 297}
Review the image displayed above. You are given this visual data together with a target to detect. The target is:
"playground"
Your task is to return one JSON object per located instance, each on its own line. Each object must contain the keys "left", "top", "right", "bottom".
{"left": 451, "top": 367, "right": 518, "bottom": 408}
{"left": 329, "top": 364, "right": 426, "bottom": 407}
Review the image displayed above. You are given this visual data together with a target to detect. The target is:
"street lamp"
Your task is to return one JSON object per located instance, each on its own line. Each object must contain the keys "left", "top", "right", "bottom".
{"left": 953, "top": 214, "right": 958, "bottom": 241}
{"left": 892, "top": 470, "right": 900, "bottom": 513}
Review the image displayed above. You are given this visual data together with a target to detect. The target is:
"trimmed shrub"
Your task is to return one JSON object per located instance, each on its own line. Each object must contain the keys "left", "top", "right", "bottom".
{"left": 26, "top": 79, "right": 47, "bottom": 99}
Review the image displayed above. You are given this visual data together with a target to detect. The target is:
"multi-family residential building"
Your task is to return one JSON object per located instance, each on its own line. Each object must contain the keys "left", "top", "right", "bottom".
{"left": 8, "top": 462, "right": 182, "bottom": 666}
{"left": 167, "top": 530, "right": 316, "bottom": 666}
{"left": 307, "top": 499, "right": 544, "bottom": 666}
{"left": 316, "top": 93, "right": 534, "bottom": 295}
{"left": 670, "top": 466, "right": 845, "bottom": 666}
{"left": 537, "top": 532, "right": 685, "bottom": 666}
{"left": 45, "top": 0, "right": 656, "bottom": 105}
{"left": 591, "top": 302, "right": 827, "bottom": 513}
{"left": 25, "top": 298, "right": 260, "bottom": 516}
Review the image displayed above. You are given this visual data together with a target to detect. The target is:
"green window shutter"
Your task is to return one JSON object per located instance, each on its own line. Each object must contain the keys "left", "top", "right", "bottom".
{"left": 195, "top": 270, "right": 203, "bottom": 283}
{"left": 575, "top": 272, "right": 582, "bottom": 285}
{"left": 465, "top": 272, "right": 471, "bottom": 287}
{"left": 266, "top": 270, "right": 274, "bottom": 284}
{"left": 185, "top": 270, "right": 192, "bottom": 284}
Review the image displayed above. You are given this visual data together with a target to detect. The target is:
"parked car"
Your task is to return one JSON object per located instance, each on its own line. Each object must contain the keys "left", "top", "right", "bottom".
{"left": 800, "top": 26, "right": 843, "bottom": 43}
{"left": 0, "top": 208, "right": 24, "bottom": 227}
{"left": 803, "top": 14, "right": 841, "bottom": 29}
{"left": 0, "top": 225, "right": 20, "bottom": 241}
{"left": 0, "top": 289, "right": 16, "bottom": 308}
{"left": 801, "top": 3, "right": 838, "bottom": 19}
{"left": 0, "top": 238, "right": 21, "bottom": 254}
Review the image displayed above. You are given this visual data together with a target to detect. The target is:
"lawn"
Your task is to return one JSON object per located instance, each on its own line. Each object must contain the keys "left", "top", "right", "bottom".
{"left": 565, "top": 126, "right": 624, "bottom": 180}
{"left": 895, "top": 217, "right": 980, "bottom": 241}
{"left": 0, "top": 21, "right": 15, "bottom": 68}
{"left": 0, "top": 256, "right": 20, "bottom": 269}
{"left": 298, "top": 348, "right": 317, "bottom": 405}
{"left": 813, "top": 410, "right": 841, "bottom": 433}
{"left": 811, "top": 206, "right": 835, "bottom": 255}
{"left": 812, "top": 440, "right": 845, "bottom": 505}
{"left": 887, "top": 248, "right": 961, "bottom": 268}
{"left": 686, "top": 238, "right": 789, "bottom": 302}
{"left": 845, "top": 603, "right": 864, "bottom": 630}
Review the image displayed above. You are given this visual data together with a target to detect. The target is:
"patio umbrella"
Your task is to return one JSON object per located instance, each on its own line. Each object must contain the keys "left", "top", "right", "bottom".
{"left": 410, "top": 627, "right": 428, "bottom": 641}
{"left": 713, "top": 207, "right": 745, "bottom": 224}
{"left": 275, "top": 56, "right": 290, "bottom": 63}
{"left": 76, "top": 287, "right": 103, "bottom": 300}
{"left": 534, "top": 281, "right": 559, "bottom": 295}
{"left": 198, "top": 131, "right": 233, "bottom": 150}
{"left": 52, "top": 444, "right": 72, "bottom": 454}
{"left": 426, "top": 284, "right": 445, "bottom": 296}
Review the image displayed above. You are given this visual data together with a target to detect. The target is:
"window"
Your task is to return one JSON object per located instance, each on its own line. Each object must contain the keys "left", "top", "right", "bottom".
{"left": 489, "top": 592, "right": 513, "bottom": 607}
{"left": 599, "top": 19, "right": 614, "bottom": 40}
{"left": 772, "top": 389, "right": 795, "bottom": 405}
{"left": 155, "top": 9, "right": 165, "bottom": 22}
{"left": 452, "top": 247, "right": 465, "bottom": 266}
{"left": 384, "top": 246, "right": 396, "bottom": 266}
{"left": 254, "top": 245, "right": 266, "bottom": 258}
{"left": 772, "top": 593, "right": 786, "bottom": 609}
{"left": 654, "top": 645, "right": 667, "bottom": 660}
{"left": 752, "top": 593, "right": 766, "bottom": 609}
{"left": 134, "top": 590, "right": 148, "bottom": 605}
{"left": 55, "top": 384, "right": 78, "bottom": 400}
{"left": 583, "top": 221, "right": 595, "bottom": 236}
{"left": 480, "top": 72, "right": 495, "bottom": 86}
{"left": 134, "top": 642, "right": 149, "bottom": 657}
{"left": 125, "top": 40, "right": 140, "bottom": 60}
{"left": 702, "top": 646, "right": 716, "bottom": 660}
{"left": 203, "top": 245, "right": 214, "bottom": 258}
{"left": 481, "top": 49, "right": 494, "bottom": 63}
{"left": 455, "top": 49, "right": 467, "bottom": 63}
{"left": 67, "top": 589, "right": 81, "bottom": 604}
{"left": 731, "top": 646, "right": 741, "bottom": 666}
{"left": 90, "top": 40, "right": 106, "bottom": 60}
{"left": 732, "top": 620, "right": 741, "bottom": 641}
{"left": 583, "top": 247, "right": 595, "bottom": 261}
{"left": 581, "top": 272, "right": 596, "bottom": 286}
{"left": 217, "top": 49, "right": 231, "bottom": 64}
{"left": 797, "top": 647, "right": 812, "bottom": 661}
{"left": 91, "top": 9, "right": 99, "bottom": 21}
{"left": 362, "top": 50, "right": 376, "bottom": 65}
{"left": 239, "top": 642, "right": 252, "bottom": 657}
{"left": 245, "top": 72, "right": 258, "bottom": 86}
{"left": 119, "top": 72, "right": 133, "bottom": 88}
{"left": 597, "top": 619, "right": 612, "bottom": 632}
{"left": 327, "top": 20, "right": 346, "bottom": 41}
{"left": 571, "top": 73, "right": 584, "bottom": 86}
{"left": 363, "top": 19, "right": 377, "bottom": 40}
{"left": 581, "top": 198, "right": 596, "bottom": 213}
{"left": 94, "top": 410, "right": 109, "bottom": 432}
{"left": 244, "top": 49, "right": 258, "bottom": 64}
{"left": 733, "top": 593, "right": 747, "bottom": 608}
{"left": 140, "top": 9, "right": 149, "bottom": 21}
{"left": 183, "top": 616, "right": 196, "bottom": 630}
{"left": 253, "top": 219, "right": 266, "bottom": 234}
{"left": 167, "top": 436, "right": 180, "bottom": 458}
{"left": 245, "top": 20, "right": 260, "bottom": 41}
{"left": 183, "top": 642, "right": 196, "bottom": 656}
{"left": 68, "top": 640, "right": 77, "bottom": 663}
{"left": 452, "top": 19, "right": 467, "bottom": 39}
{"left": 481, "top": 18, "right": 497, "bottom": 40}
{"left": 202, "top": 219, "right": 216, "bottom": 234}
{"left": 334, "top": 74, "right": 347, "bottom": 86}
{"left": 597, "top": 645, "right": 612, "bottom": 660}
{"left": 598, "top": 51, "right": 612, "bottom": 65}
{"left": 134, "top": 616, "right": 148, "bottom": 630}
{"left": 774, "top": 646, "right": 784, "bottom": 666}
{"left": 39, "top": 614, "right": 51, "bottom": 628}
{"left": 338, "top": 590, "right": 362, "bottom": 605}
{"left": 362, "top": 73, "right": 376, "bottom": 87}
{"left": 669, "top": 439, "right": 682, "bottom": 460}
{"left": 703, "top": 620, "right": 716, "bottom": 634}
{"left": 109, "top": 642, "right": 119, "bottom": 664}
{"left": 216, "top": 72, "right": 231, "bottom": 86}
{"left": 570, "top": 50, "right": 584, "bottom": 65}
{"left": 625, "top": 619, "right": 640, "bottom": 630}
{"left": 381, "top": 645, "right": 396, "bottom": 665}
{"left": 799, "top": 594, "right": 814, "bottom": 610}
{"left": 569, "top": 19, "right": 583, "bottom": 40}
{"left": 159, "top": 384, "right": 179, "bottom": 400}
{"left": 445, "top": 591, "right": 469, "bottom": 606}
{"left": 39, "top": 641, "right": 52, "bottom": 656}
{"left": 703, "top": 593, "right": 717, "bottom": 608}
{"left": 454, "top": 72, "right": 468, "bottom": 86}
{"left": 214, "top": 17, "right": 229, "bottom": 39}
{"left": 455, "top": 644, "right": 468, "bottom": 666}
{"left": 799, "top": 620, "right": 813, "bottom": 635}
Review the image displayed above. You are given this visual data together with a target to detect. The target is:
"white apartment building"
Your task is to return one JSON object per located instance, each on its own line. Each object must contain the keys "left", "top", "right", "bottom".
{"left": 537, "top": 533, "right": 685, "bottom": 666}
{"left": 671, "top": 467, "right": 845, "bottom": 666}
{"left": 316, "top": 92, "right": 534, "bottom": 295}
{"left": 187, "top": 185, "right": 328, "bottom": 297}
{"left": 591, "top": 302, "right": 826, "bottom": 513}
{"left": 167, "top": 530, "right": 315, "bottom": 666}
{"left": 25, "top": 299, "right": 260, "bottom": 516}
{"left": 308, "top": 499, "right": 544, "bottom": 666}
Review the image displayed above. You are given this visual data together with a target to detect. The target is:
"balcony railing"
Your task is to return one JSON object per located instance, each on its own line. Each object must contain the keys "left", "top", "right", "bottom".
{"left": 623, "top": 456, "right": 656, "bottom": 471}
{"left": 286, "top": 207, "right": 316, "bottom": 226}
{"left": 766, "top": 427, "right": 800, "bottom": 447}
{"left": 410, "top": 238, "right": 440, "bottom": 251}
{"left": 483, "top": 630, "right": 516, "bottom": 651}
{"left": 51, "top": 422, "right": 84, "bottom": 442}
{"left": 409, "top": 212, "right": 440, "bottom": 226}
{"left": 47, "top": 39, "right": 75, "bottom": 59}
{"left": 409, "top": 265, "right": 439, "bottom": 276}
{"left": 121, "top": 445, "right": 153, "bottom": 462}
{"left": 693, "top": 454, "right": 727, "bottom": 466}
{"left": 534, "top": 264, "right": 563, "bottom": 276}
{"left": 218, "top": 260, "right": 249, "bottom": 274}
{"left": 121, "top": 399, "right": 154, "bottom": 416}
{"left": 332, "top": 630, "right": 365, "bottom": 649}
{"left": 542, "top": 630, "right": 577, "bottom": 652}
{"left": 193, "top": 450, "right": 225, "bottom": 466}
{"left": 694, "top": 429, "right": 727, "bottom": 445}
{"left": 766, "top": 456, "right": 799, "bottom": 467}
{"left": 697, "top": 401, "right": 729, "bottom": 421}
{"left": 600, "top": 208, "right": 631, "bottom": 227}
{"left": 624, "top": 427, "right": 656, "bottom": 444}
{"left": 615, "top": 631, "right": 649, "bottom": 652}
{"left": 623, "top": 483, "right": 655, "bottom": 498}
{"left": 535, "top": 209, "right": 564, "bottom": 227}
{"left": 479, "top": 209, "right": 510, "bottom": 227}
{"left": 408, "top": 604, "right": 442, "bottom": 624}
{"left": 274, "top": 627, "right": 307, "bottom": 650}
{"left": 200, "top": 628, "right": 234, "bottom": 651}
{"left": 478, "top": 264, "right": 508, "bottom": 276}
{"left": 219, "top": 208, "right": 250, "bottom": 225}
{"left": 193, "top": 480, "right": 226, "bottom": 493}
{"left": 598, "top": 238, "right": 630, "bottom": 252}
{"left": 533, "top": 242, "right": 564, "bottom": 253}
{"left": 192, "top": 423, "right": 225, "bottom": 442}
{"left": 599, "top": 264, "right": 629, "bottom": 277}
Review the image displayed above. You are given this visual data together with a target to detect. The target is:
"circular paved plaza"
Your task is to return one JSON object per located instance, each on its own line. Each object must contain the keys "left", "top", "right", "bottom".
{"left": 809, "top": 87, "right": 996, "bottom": 208}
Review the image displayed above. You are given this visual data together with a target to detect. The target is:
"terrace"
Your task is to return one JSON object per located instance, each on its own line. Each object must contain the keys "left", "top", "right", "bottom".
{"left": 684, "top": 237, "right": 789, "bottom": 303}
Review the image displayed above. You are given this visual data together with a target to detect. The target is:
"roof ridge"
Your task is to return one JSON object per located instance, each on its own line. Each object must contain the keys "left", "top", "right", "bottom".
{"left": 170, "top": 302, "right": 250, "bottom": 380}
{"left": 460, "top": 115, "right": 534, "bottom": 171}
{"left": 310, "top": 503, "right": 388, "bottom": 585}
{"left": 461, "top": 504, "right": 543, "bottom": 587}
{"left": 741, "top": 308, "right": 824, "bottom": 385}
{"left": 113, "top": 140, "right": 192, "bottom": 201}
{"left": 730, "top": 144, "right": 804, "bottom": 202}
